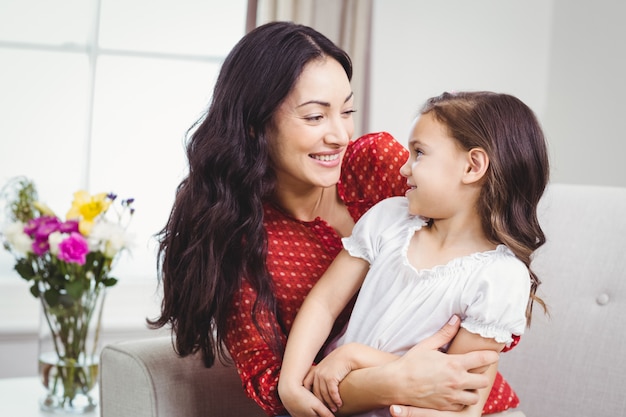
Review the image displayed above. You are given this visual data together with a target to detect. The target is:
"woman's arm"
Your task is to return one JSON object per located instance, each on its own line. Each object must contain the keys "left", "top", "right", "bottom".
{"left": 278, "top": 250, "right": 370, "bottom": 417}
{"left": 334, "top": 317, "right": 500, "bottom": 416}
{"left": 223, "top": 281, "right": 288, "bottom": 416}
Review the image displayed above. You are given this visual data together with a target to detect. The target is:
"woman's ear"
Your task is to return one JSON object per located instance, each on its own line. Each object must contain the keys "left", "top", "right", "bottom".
{"left": 463, "top": 148, "right": 489, "bottom": 184}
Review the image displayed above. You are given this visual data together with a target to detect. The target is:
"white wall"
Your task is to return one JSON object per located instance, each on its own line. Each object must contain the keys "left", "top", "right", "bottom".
{"left": 542, "top": 0, "right": 626, "bottom": 187}
{"left": 370, "top": 0, "right": 626, "bottom": 188}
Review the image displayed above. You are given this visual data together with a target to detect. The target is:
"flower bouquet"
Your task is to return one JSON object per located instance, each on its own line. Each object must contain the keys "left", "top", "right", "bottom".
{"left": 0, "top": 177, "right": 134, "bottom": 413}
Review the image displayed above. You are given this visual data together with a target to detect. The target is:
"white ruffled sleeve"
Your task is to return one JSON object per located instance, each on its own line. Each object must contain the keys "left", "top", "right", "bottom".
{"left": 341, "top": 196, "right": 409, "bottom": 264}
{"left": 460, "top": 248, "right": 531, "bottom": 347}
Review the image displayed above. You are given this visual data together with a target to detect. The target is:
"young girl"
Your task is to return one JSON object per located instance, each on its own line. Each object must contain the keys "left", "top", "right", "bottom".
{"left": 278, "top": 91, "right": 550, "bottom": 417}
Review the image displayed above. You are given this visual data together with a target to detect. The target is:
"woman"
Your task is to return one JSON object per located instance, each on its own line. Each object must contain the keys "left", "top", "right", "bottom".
{"left": 149, "top": 21, "right": 515, "bottom": 416}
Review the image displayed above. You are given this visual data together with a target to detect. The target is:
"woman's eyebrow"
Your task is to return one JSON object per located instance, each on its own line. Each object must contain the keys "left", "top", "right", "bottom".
{"left": 297, "top": 99, "right": 330, "bottom": 108}
{"left": 297, "top": 92, "right": 354, "bottom": 108}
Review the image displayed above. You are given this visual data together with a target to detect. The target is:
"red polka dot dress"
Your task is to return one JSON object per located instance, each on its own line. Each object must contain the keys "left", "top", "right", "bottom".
{"left": 223, "top": 132, "right": 519, "bottom": 416}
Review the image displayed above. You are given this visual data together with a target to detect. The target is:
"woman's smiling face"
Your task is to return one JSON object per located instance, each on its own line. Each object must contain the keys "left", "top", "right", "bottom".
{"left": 267, "top": 57, "right": 355, "bottom": 192}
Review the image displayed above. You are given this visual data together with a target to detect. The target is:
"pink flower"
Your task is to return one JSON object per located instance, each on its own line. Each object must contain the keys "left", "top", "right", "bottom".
{"left": 57, "top": 232, "right": 89, "bottom": 265}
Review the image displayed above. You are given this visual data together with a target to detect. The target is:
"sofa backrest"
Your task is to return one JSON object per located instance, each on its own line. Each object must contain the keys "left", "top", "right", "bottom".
{"left": 498, "top": 183, "right": 626, "bottom": 417}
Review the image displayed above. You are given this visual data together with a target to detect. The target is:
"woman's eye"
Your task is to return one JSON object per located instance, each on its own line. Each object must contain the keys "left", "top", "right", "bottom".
{"left": 305, "top": 115, "right": 324, "bottom": 122}
{"left": 342, "top": 109, "right": 357, "bottom": 117}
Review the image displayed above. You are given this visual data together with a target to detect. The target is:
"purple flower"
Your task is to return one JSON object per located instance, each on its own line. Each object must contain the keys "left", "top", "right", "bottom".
{"left": 24, "top": 216, "right": 61, "bottom": 256}
{"left": 59, "top": 220, "right": 80, "bottom": 234}
{"left": 57, "top": 232, "right": 89, "bottom": 265}
{"left": 24, "top": 216, "right": 61, "bottom": 238}
{"left": 32, "top": 239, "right": 50, "bottom": 256}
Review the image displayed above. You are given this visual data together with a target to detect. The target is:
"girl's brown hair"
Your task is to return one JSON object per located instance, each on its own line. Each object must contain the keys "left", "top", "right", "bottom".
{"left": 422, "top": 91, "right": 550, "bottom": 323}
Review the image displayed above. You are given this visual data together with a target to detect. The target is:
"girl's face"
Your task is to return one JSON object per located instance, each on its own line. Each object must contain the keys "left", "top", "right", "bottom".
{"left": 268, "top": 58, "right": 355, "bottom": 191}
{"left": 400, "top": 112, "right": 470, "bottom": 218}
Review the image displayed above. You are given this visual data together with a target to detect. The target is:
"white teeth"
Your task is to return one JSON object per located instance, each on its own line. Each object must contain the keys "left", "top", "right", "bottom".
{"left": 311, "top": 154, "right": 339, "bottom": 162}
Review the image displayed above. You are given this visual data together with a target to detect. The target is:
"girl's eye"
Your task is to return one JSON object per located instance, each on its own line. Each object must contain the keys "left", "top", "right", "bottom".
{"left": 414, "top": 149, "right": 423, "bottom": 158}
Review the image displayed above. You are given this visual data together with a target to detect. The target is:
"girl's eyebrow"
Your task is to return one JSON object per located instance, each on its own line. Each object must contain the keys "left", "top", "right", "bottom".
{"left": 408, "top": 137, "right": 428, "bottom": 150}
{"left": 297, "top": 92, "right": 354, "bottom": 108}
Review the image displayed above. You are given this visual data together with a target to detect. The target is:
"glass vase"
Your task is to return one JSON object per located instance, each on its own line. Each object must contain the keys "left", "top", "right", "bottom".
{"left": 38, "top": 281, "right": 106, "bottom": 414}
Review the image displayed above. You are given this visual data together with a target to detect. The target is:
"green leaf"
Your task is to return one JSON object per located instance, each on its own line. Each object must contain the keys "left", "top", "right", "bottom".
{"left": 58, "top": 294, "right": 75, "bottom": 308}
{"left": 15, "top": 259, "right": 35, "bottom": 280}
{"left": 102, "top": 277, "right": 118, "bottom": 287}
{"left": 48, "top": 270, "right": 66, "bottom": 287}
{"left": 29, "top": 284, "right": 40, "bottom": 298}
{"left": 66, "top": 279, "right": 84, "bottom": 300}
{"left": 43, "top": 289, "right": 60, "bottom": 307}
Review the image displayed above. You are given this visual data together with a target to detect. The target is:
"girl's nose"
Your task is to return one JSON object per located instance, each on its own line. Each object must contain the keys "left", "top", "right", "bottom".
{"left": 399, "top": 158, "right": 412, "bottom": 177}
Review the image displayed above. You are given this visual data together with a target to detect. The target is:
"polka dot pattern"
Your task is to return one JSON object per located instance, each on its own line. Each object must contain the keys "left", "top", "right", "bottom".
{"left": 485, "top": 372, "right": 520, "bottom": 414}
{"left": 222, "top": 132, "right": 519, "bottom": 415}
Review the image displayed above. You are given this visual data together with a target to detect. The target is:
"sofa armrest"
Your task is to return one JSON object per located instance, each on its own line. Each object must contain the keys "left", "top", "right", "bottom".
{"left": 99, "top": 336, "right": 265, "bottom": 417}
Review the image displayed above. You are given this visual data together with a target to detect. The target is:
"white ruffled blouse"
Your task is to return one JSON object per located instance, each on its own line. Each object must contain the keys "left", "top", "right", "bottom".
{"left": 325, "top": 196, "right": 530, "bottom": 357}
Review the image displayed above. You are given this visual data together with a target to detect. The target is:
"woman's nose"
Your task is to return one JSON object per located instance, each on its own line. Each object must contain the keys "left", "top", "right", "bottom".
{"left": 325, "top": 116, "right": 352, "bottom": 146}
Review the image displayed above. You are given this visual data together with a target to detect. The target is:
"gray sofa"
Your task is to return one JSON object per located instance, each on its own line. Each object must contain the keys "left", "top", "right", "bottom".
{"left": 99, "top": 183, "right": 626, "bottom": 417}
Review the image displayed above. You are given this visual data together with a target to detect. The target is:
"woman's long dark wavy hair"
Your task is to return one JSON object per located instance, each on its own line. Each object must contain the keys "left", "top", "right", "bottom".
{"left": 421, "top": 91, "right": 550, "bottom": 324}
{"left": 147, "top": 21, "right": 352, "bottom": 367}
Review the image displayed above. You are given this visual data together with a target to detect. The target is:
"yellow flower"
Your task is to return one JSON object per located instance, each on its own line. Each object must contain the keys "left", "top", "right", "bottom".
{"left": 66, "top": 191, "right": 112, "bottom": 236}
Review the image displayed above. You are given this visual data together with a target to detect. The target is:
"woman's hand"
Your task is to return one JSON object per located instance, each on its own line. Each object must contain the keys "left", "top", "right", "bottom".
{"left": 379, "top": 343, "right": 495, "bottom": 411}
{"left": 387, "top": 328, "right": 504, "bottom": 417}
{"left": 380, "top": 317, "right": 498, "bottom": 411}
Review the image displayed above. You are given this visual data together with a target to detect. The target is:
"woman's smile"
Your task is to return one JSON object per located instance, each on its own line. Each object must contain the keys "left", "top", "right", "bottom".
{"left": 309, "top": 151, "right": 343, "bottom": 166}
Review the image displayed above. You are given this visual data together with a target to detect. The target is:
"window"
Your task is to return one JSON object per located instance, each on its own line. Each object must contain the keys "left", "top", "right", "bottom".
{"left": 0, "top": 0, "right": 248, "bottom": 282}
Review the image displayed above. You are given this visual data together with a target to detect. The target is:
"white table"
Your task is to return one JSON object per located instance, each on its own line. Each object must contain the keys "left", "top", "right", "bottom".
{"left": 0, "top": 377, "right": 99, "bottom": 416}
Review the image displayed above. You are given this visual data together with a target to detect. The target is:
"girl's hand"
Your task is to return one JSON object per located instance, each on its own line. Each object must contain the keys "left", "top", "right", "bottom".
{"left": 281, "top": 384, "right": 336, "bottom": 417}
{"left": 304, "top": 344, "right": 355, "bottom": 411}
